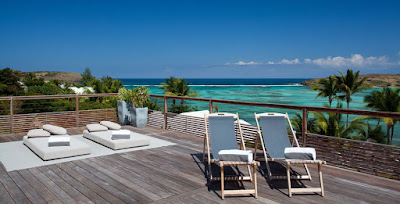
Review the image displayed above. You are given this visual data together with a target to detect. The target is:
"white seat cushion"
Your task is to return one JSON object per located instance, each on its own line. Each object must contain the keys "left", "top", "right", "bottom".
{"left": 27, "top": 129, "right": 51, "bottom": 138}
{"left": 86, "top": 124, "right": 108, "bottom": 132}
{"left": 218, "top": 149, "right": 253, "bottom": 162}
{"left": 100, "top": 121, "right": 121, "bottom": 130}
{"left": 284, "top": 147, "right": 316, "bottom": 160}
{"left": 23, "top": 136, "right": 90, "bottom": 161}
{"left": 83, "top": 130, "right": 150, "bottom": 150}
{"left": 48, "top": 135, "right": 70, "bottom": 147}
{"left": 111, "top": 130, "right": 130, "bottom": 140}
{"left": 42, "top": 124, "right": 67, "bottom": 135}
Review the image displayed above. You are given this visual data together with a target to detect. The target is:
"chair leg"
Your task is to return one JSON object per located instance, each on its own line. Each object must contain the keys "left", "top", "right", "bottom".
{"left": 304, "top": 164, "right": 312, "bottom": 180}
{"left": 253, "top": 164, "right": 258, "bottom": 198}
{"left": 287, "top": 164, "right": 292, "bottom": 197}
{"left": 221, "top": 165, "right": 225, "bottom": 199}
{"left": 318, "top": 163, "right": 324, "bottom": 197}
{"left": 247, "top": 165, "right": 253, "bottom": 182}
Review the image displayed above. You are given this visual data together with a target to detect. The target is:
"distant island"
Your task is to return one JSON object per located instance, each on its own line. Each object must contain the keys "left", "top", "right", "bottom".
{"left": 301, "top": 74, "right": 400, "bottom": 87}
{"left": 19, "top": 71, "right": 82, "bottom": 83}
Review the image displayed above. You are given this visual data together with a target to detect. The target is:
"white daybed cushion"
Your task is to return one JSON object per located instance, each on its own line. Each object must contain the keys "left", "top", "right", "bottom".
{"left": 83, "top": 130, "right": 150, "bottom": 150}
{"left": 23, "top": 136, "right": 90, "bottom": 161}
{"left": 27, "top": 129, "right": 51, "bottom": 138}
{"left": 42, "top": 124, "right": 67, "bottom": 135}
{"left": 100, "top": 121, "right": 121, "bottom": 130}
{"left": 284, "top": 147, "right": 316, "bottom": 160}
{"left": 86, "top": 124, "right": 108, "bottom": 132}
{"left": 48, "top": 135, "right": 70, "bottom": 147}
{"left": 218, "top": 149, "right": 253, "bottom": 162}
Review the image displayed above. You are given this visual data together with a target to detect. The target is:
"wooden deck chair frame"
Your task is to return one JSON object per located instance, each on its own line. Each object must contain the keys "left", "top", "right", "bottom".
{"left": 203, "top": 112, "right": 260, "bottom": 199}
{"left": 254, "top": 112, "right": 326, "bottom": 197}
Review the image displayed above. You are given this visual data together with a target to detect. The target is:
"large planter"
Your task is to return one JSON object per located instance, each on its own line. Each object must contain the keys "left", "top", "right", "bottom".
{"left": 117, "top": 100, "right": 133, "bottom": 125}
{"left": 131, "top": 107, "right": 148, "bottom": 127}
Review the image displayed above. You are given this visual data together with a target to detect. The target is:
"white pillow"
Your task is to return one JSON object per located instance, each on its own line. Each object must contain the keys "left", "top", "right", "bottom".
{"left": 218, "top": 150, "right": 253, "bottom": 162}
{"left": 284, "top": 147, "right": 316, "bottom": 160}
{"left": 42, "top": 125, "right": 67, "bottom": 135}
{"left": 27, "top": 129, "right": 51, "bottom": 138}
{"left": 100, "top": 121, "right": 121, "bottom": 130}
{"left": 86, "top": 124, "right": 108, "bottom": 132}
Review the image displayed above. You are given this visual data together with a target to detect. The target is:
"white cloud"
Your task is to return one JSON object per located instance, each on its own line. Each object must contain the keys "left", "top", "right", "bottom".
{"left": 304, "top": 54, "right": 390, "bottom": 67}
{"left": 226, "top": 61, "right": 260, "bottom": 66}
{"left": 225, "top": 54, "right": 396, "bottom": 67}
{"left": 280, "top": 58, "right": 300, "bottom": 64}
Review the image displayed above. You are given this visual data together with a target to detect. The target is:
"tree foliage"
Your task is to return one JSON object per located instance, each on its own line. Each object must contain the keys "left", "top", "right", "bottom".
{"left": 23, "top": 72, "right": 45, "bottom": 86}
{"left": 362, "top": 88, "right": 400, "bottom": 144}
{"left": 160, "top": 77, "right": 199, "bottom": 113}
{"left": 335, "top": 69, "right": 371, "bottom": 126}
{"left": 0, "top": 68, "right": 23, "bottom": 96}
{"left": 311, "top": 76, "right": 339, "bottom": 107}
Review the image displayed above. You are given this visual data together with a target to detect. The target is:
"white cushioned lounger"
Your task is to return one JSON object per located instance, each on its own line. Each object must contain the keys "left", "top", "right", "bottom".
{"left": 23, "top": 136, "right": 91, "bottom": 161}
{"left": 83, "top": 130, "right": 150, "bottom": 150}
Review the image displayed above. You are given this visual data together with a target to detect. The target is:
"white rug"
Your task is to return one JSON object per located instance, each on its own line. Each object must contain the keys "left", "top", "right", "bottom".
{"left": 0, "top": 134, "right": 176, "bottom": 171}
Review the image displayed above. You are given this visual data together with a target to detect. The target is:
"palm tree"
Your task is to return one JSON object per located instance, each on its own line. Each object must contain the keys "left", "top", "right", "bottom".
{"left": 291, "top": 112, "right": 319, "bottom": 134}
{"left": 311, "top": 76, "right": 339, "bottom": 107}
{"left": 312, "top": 103, "right": 366, "bottom": 138}
{"left": 335, "top": 69, "right": 370, "bottom": 127}
{"left": 160, "top": 77, "right": 199, "bottom": 113}
{"left": 363, "top": 88, "right": 400, "bottom": 144}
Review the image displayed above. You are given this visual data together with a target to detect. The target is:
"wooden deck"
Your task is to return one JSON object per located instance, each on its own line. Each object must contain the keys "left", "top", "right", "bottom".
{"left": 1, "top": 126, "right": 400, "bottom": 204}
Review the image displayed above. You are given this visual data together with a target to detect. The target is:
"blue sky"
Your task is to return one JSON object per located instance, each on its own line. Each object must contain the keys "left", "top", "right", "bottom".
{"left": 1, "top": 0, "right": 399, "bottom": 78}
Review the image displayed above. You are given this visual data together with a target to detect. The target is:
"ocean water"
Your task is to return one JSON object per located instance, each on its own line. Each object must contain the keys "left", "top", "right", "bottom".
{"left": 120, "top": 78, "right": 399, "bottom": 145}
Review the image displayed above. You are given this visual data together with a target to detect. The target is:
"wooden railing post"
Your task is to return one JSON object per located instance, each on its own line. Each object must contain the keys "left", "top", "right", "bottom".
{"left": 10, "top": 97, "right": 13, "bottom": 133}
{"left": 164, "top": 96, "right": 168, "bottom": 129}
{"left": 75, "top": 95, "right": 79, "bottom": 127}
{"left": 302, "top": 108, "right": 307, "bottom": 146}
{"left": 209, "top": 100, "right": 213, "bottom": 114}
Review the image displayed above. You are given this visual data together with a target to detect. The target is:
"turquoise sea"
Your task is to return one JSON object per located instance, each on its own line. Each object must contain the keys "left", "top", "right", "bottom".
{"left": 120, "top": 78, "right": 399, "bottom": 145}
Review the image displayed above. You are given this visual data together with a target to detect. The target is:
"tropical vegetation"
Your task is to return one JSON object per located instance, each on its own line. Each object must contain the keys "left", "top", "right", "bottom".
{"left": 309, "top": 69, "right": 400, "bottom": 144}
{"left": 311, "top": 76, "right": 338, "bottom": 107}
{"left": 0, "top": 67, "right": 123, "bottom": 114}
{"left": 118, "top": 86, "right": 161, "bottom": 110}
{"left": 335, "top": 69, "right": 371, "bottom": 126}
{"left": 160, "top": 77, "right": 199, "bottom": 113}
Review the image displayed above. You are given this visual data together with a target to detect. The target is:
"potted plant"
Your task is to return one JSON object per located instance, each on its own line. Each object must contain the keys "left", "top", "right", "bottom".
{"left": 117, "top": 86, "right": 150, "bottom": 127}
{"left": 130, "top": 86, "right": 150, "bottom": 127}
{"left": 117, "top": 88, "right": 135, "bottom": 125}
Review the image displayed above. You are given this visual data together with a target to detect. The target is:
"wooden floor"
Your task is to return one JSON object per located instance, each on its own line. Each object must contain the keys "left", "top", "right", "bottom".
{"left": 1, "top": 126, "right": 400, "bottom": 204}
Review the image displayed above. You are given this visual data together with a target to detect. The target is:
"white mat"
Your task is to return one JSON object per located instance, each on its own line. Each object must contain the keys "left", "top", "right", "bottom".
{"left": 0, "top": 134, "right": 175, "bottom": 171}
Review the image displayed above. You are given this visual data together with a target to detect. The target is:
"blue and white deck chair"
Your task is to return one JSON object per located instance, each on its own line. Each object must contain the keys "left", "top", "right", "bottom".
{"left": 203, "top": 112, "right": 259, "bottom": 199}
{"left": 254, "top": 112, "right": 325, "bottom": 197}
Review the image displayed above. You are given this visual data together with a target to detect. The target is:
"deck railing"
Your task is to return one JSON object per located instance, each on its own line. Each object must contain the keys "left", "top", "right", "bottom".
{"left": 0, "top": 93, "right": 399, "bottom": 179}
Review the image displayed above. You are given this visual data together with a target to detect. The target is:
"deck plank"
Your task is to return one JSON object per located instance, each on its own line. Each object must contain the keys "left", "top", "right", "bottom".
{"left": 46, "top": 164, "right": 110, "bottom": 204}
{"left": 73, "top": 159, "right": 153, "bottom": 203}
{"left": 65, "top": 161, "right": 137, "bottom": 203}
{"left": 18, "top": 169, "right": 63, "bottom": 204}
{"left": 37, "top": 166, "right": 94, "bottom": 203}
{"left": 82, "top": 158, "right": 161, "bottom": 202}
{"left": 0, "top": 164, "right": 31, "bottom": 204}
{"left": 28, "top": 168, "right": 76, "bottom": 203}
{"left": 90, "top": 157, "right": 172, "bottom": 199}
{"left": 0, "top": 181, "right": 15, "bottom": 204}
{"left": 7, "top": 171, "right": 47, "bottom": 204}
{"left": 56, "top": 163, "right": 124, "bottom": 204}
{"left": 0, "top": 125, "right": 399, "bottom": 204}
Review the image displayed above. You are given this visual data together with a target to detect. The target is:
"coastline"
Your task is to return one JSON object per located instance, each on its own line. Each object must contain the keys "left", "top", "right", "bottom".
{"left": 301, "top": 73, "right": 400, "bottom": 87}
